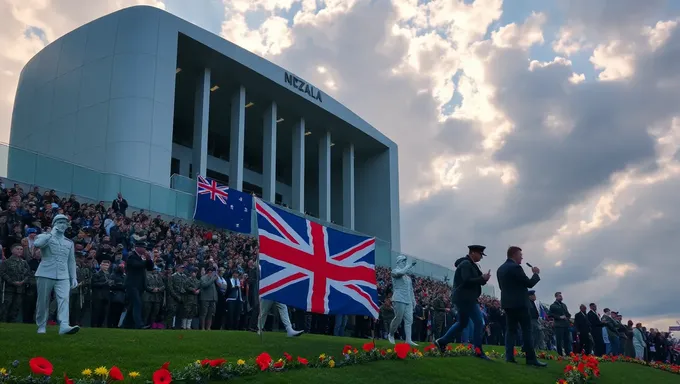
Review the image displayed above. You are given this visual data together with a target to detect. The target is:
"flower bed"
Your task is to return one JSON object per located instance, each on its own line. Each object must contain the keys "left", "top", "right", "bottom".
{"left": 0, "top": 344, "right": 677, "bottom": 384}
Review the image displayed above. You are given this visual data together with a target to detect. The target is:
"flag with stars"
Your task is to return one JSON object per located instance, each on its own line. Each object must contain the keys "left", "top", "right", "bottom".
{"left": 193, "top": 175, "right": 253, "bottom": 234}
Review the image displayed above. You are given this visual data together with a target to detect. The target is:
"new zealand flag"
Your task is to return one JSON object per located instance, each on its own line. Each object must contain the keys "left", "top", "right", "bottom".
{"left": 193, "top": 175, "right": 252, "bottom": 234}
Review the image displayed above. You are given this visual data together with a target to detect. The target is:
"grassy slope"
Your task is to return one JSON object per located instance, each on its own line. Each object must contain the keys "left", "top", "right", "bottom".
{"left": 0, "top": 324, "right": 674, "bottom": 383}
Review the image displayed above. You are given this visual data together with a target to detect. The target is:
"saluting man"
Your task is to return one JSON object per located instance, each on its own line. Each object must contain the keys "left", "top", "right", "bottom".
{"left": 34, "top": 214, "right": 79, "bottom": 335}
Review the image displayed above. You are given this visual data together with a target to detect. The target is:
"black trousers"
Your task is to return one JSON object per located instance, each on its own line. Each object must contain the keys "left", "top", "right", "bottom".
{"left": 592, "top": 327, "right": 605, "bottom": 356}
{"left": 578, "top": 331, "right": 592, "bottom": 354}
{"left": 504, "top": 307, "right": 536, "bottom": 361}
{"left": 226, "top": 300, "right": 242, "bottom": 330}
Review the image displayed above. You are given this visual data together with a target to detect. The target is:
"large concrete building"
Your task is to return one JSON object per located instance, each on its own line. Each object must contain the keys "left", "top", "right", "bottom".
{"left": 8, "top": 5, "right": 401, "bottom": 253}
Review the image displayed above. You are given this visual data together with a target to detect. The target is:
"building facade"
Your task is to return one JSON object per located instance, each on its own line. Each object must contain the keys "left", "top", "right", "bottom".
{"left": 8, "top": 5, "right": 401, "bottom": 251}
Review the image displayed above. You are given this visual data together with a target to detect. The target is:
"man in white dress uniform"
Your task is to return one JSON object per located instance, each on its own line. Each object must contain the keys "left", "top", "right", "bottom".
{"left": 34, "top": 214, "right": 80, "bottom": 335}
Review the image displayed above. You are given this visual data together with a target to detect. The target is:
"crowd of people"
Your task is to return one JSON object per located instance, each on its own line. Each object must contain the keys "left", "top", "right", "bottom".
{"left": 0, "top": 182, "right": 677, "bottom": 365}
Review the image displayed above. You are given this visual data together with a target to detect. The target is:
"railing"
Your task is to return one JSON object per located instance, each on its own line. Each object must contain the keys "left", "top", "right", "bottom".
{"left": 0, "top": 141, "right": 455, "bottom": 280}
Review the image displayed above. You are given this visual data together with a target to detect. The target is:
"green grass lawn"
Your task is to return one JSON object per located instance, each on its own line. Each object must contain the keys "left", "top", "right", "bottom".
{"left": 0, "top": 324, "right": 675, "bottom": 383}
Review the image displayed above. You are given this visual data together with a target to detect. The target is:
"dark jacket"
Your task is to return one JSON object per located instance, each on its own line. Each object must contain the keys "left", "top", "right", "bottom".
{"left": 587, "top": 310, "right": 604, "bottom": 329}
{"left": 124, "top": 250, "right": 153, "bottom": 291}
{"left": 575, "top": 311, "right": 591, "bottom": 334}
{"left": 549, "top": 301, "right": 571, "bottom": 328}
{"left": 496, "top": 259, "right": 540, "bottom": 309}
{"left": 451, "top": 256, "right": 486, "bottom": 305}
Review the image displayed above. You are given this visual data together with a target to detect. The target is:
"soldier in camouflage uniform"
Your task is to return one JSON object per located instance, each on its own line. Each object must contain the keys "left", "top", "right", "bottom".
{"left": 69, "top": 255, "right": 91, "bottom": 325}
{"left": 0, "top": 244, "right": 31, "bottom": 322}
{"left": 22, "top": 249, "right": 41, "bottom": 324}
{"left": 143, "top": 267, "right": 165, "bottom": 327}
{"left": 182, "top": 269, "right": 200, "bottom": 330}
{"left": 165, "top": 264, "right": 185, "bottom": 330}
{"left": 431, "top": 296, "right": 447, "bottom": 339}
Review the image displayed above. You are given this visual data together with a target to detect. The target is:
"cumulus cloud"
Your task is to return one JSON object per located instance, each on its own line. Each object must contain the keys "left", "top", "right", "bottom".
{"left": 1, "top": 0, "right": 680, "bottom": 328}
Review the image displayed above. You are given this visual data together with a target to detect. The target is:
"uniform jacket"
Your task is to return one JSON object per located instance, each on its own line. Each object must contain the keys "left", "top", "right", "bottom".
{"left": 496, "top": 259, "right": 540, "bottom": 309}
{"left": 0, "top": 256, "right": 30, "bottom": 293}
{"left": 451, "top": 256, "right": 486, "bottom": 305}
{"left": 34, "top": 232, "right": 76, "bottom": 281}
{"left": 144, "top": 272, "right": 165, "bottom": 302}
{"left": 391, "top": 263, "right": 416, "bottom": 306}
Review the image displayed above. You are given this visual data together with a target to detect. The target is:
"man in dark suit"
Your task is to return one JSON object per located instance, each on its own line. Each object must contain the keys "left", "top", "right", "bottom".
{"left": 496, "top": 246, "right": 546, "bottom": 367}
{"left": 587, "top": 303, "right": 605, "bottom": 356}
{"left": 549, "top": 292, "right": 572, "bottom": 356}
{"left": 225, "top": 270, "right": 244, "bottom": 330}
{"left": 124, "top": 241, "right": 154, "bottom": 329}
{"left": 435, "top": 245, "right": 491, "bottom": 360}
{"left": 575, "top": 304, "right": 592, "bottom": 354}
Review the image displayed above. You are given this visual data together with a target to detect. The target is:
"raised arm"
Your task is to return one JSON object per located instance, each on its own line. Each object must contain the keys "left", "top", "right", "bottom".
{"left": 392, "top": 262, "right": 415, "bottom": 278}
{"left": 33, "top": 233, "right": 52, "bottom": 248}
{"left": 510, "top": 264, "right": 540, "bottom": 288}
{"left": 460, "top": 262, "right": 487, "bottom": 287}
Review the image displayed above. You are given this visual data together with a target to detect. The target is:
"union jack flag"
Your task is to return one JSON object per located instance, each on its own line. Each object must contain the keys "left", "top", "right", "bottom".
{"left": 197, "top": 175, "right": 229, "bottom": 204}
{"left": 255, "top": 199, "right": 379, "bottom": 318}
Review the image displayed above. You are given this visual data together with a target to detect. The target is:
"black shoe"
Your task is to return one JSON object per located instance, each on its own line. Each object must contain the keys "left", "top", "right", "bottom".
{"left": 434, "top": 339, "right": 446, "bottom": 354}
{"left": 506, "top": 359, "right": 517, "bottom": 363}
{"left": 526, "top": 360, "right": 548, "bottom": 367}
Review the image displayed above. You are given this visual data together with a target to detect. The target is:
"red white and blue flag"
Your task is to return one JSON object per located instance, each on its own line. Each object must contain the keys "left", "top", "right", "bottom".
{"left": 193, "top": 175, "right": 252, "bottom": 234}
{"left": 255, "top": 199, "right": 379, "bottom": 318}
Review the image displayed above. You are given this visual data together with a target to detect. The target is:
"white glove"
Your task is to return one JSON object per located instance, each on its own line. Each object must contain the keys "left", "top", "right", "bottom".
{"left": 71, "top": 279, "right": 78, "bottom": 289}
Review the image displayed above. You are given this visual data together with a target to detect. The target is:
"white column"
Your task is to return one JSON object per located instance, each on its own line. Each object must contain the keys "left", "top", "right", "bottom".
{"left": 192, "top": 68, "right": 210, "bottom": 178}
{"left": 229, "top": 85, "right": 245, "bottom": 191}
{"left": 342, "top": 143, "right": 355, "bottom": 230}
{"left": 292, "top": 119, "right": 305, "bottom": 212}
{"left": 262, "top": 102, "right": 277, "bottom": 202}
{"left": 318, "top": 131, "right": 331, "bottom": 222}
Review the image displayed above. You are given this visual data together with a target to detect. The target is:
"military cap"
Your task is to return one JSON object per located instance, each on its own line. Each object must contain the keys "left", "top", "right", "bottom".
{"left": 528, "top": 290, "right": 536, "bottom": 296}
{"left": 468, "top": 244, "right": 487, "bottom": 256}
{"left": 52, "top": 213, "right": 70, "bottom": 226}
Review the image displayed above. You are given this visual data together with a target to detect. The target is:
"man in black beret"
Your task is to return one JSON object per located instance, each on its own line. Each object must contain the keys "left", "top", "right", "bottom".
{"left": 435, "top": 245, "right": 491, "bottom": 360}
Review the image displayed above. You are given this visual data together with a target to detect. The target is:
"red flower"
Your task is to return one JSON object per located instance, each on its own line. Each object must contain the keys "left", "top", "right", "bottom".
{"left": 577, "top": 362, "right": 585, "bottom": 373}
{"left": 256, "top": 352, "right": 273, "bottom": 371}
{"left": 63, "top": 374, "right": 74, "bottom": 384}
{"left": 342, "top": 345, "right": 353, "bottom": 355}
{"left": 394, "top": 343, "right": 410, "bottom": 359}
{"left": 474, "top": 347, "right": 481, "bottom": 356}
{"left": 380, "top": 349, "right": 387, "bottom": 356}
{"left": 297, "top": 356, "right": 308, "bottom": 365}
{"left": 423, "top": 345, "right": 436, "bottom": 352}
{"left": 283, "top": 352, "right": 293, "bottom": 362}
{"left": 152, "top": 369, "right": 171, "bottom": 384}
{"left": 362, "top": 342, "right": 375, "bottom": 352}
{"left": 161, "top": 362, "right": 170, "bottom": 370}
{"left": 273, "top": 361, "right": 284, "bottom": 369}
{"left": 29, "top": 357, "right": 53, "bottom": 376}
{"left": 209, "top": 359, "right": 226, "bottom": 367}
{"left": 109, "top": 366, "right": 124, "bottom": 381}
{"left": 200, "top": 359, "right": 211, "bottom": 366}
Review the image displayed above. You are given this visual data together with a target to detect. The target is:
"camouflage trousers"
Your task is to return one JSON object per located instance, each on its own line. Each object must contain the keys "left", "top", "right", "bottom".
{"left": 182, "top": 295, "right": 198, "bottom": 318}
{"left": 164, "top": 298, "right": 182, "bottom": 328}
{"left": 0, "top": 291, "right": 23, "bottom": 322}
{"left": 143, "top": 301, "right": 161, "bottom": 325}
